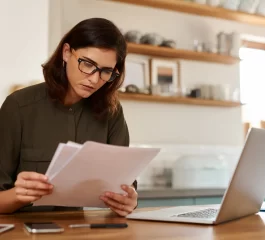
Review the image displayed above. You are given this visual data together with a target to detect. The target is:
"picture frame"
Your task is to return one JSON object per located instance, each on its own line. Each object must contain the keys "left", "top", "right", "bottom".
{"left": 123, "top": 55, "right": 150, "bottom": 91}
{"left": 150, "top": 58, "right": 181, "bottom": 95}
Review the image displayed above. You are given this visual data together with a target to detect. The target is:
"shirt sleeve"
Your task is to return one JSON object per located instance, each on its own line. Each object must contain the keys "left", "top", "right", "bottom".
{"left": 107, "top": 103, "right": 137, "bottom": 190}
{"left": 0, "top": 94, "right": 21, "bottom": 191}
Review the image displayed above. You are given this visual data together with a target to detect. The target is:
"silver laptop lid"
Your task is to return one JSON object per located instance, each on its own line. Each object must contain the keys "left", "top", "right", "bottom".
{"left": 215, "top": 127, "right": 265, "bottom": 224}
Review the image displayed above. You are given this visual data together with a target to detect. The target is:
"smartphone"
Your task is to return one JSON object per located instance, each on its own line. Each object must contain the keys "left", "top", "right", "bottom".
{"left": 24, "top": 222, "right": 64, "bottom": 234}
{"left": 0, "top": 224, "right": 14, "bottom": 234}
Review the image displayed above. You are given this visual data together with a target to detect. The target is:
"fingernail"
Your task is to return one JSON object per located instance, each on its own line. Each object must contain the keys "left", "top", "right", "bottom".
{"left": 105, "top": 192, "right": 111, "bottom": 197}
{"left": 121, "top": 185, "right": 126, "bottom": 189}
{"left": 49, "top": 185, "right": 53, "bottom": 189}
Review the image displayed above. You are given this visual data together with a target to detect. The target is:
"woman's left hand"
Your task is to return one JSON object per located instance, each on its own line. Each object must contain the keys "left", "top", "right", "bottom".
{"left": 100, "top": 185, "right": 138, "bottom": 217}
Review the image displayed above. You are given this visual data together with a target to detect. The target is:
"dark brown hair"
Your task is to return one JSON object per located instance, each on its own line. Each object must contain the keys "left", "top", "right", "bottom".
{"left": 42, "top": 18, "right": 127, "bottom": 117}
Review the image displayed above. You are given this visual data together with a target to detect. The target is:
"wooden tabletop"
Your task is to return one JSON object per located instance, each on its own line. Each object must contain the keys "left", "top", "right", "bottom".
{"left": 1, "top": 208, "right": 265, "bottom": 239}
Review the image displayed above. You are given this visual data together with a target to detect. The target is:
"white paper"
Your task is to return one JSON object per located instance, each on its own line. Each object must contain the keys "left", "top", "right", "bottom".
{"left": 34, "top": 141, "right": 160, "bottom": 208}
{"left": 66, "top": 141, "right": 83, "bottom": 148}
{"left": 45, "top": 143, "right": 80, "bottom": 178}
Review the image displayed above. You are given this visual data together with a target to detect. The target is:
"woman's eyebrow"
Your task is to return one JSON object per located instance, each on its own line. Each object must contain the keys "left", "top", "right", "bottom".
{"left": 81, "top": 56, "right": 114, "bottom": 70}
{"left": 81, "top": 56, "right": 96, "bottom": 64}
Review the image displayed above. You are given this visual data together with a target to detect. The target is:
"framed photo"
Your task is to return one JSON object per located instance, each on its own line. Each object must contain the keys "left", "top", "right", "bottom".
{"left": 150, "top": 58, "right": 181, "bottom": 95}
{"left": 123, "top": 55, "right": 150, "bottom": 90}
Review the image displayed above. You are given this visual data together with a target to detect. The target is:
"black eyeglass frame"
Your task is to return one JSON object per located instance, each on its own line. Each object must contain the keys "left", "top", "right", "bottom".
{"left": 76, "top": 57, "right": 120, "bottom": 83}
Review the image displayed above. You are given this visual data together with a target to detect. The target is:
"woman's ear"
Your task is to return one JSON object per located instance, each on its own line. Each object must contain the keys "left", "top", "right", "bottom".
{"left": 62, "top": 43, "right": 71, "bottom": 63}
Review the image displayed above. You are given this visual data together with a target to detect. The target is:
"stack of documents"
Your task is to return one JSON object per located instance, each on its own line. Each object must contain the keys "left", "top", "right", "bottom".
{"left": 34, "top": 141, "right": 160, "bottom": 208}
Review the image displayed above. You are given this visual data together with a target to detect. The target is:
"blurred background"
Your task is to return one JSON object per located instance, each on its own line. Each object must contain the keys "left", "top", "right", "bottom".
{"left": 2, "top": 0, "right": 265, "bottom": 208}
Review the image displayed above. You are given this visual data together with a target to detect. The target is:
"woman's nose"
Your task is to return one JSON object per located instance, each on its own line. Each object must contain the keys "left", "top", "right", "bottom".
{"left": 88, "top": 71, "right": 100, "bottom": 84}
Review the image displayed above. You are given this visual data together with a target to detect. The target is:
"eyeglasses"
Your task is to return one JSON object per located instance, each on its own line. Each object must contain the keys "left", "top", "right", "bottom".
{"left": 71, "top": 50, "right": 120, "bottom": 83}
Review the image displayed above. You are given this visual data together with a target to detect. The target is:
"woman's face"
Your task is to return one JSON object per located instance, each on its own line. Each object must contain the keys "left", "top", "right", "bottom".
{"left": 62, "top": 43, "right": 117, "bottom": 104}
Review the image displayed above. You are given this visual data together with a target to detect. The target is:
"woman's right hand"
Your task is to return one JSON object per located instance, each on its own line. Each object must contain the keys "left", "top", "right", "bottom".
{"left": 14, "top": 171, "right": 53, "bottom": 203}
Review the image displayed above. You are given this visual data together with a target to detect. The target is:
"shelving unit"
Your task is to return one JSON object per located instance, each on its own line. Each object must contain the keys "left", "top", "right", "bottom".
{"left": 118, "top": 92, "right": 242, "bottom": 107}
{"left": 108, "top": 0, "right": 244, "bottom": 108}
{"left": 127, "top": 42, "right": 240, "bottom": 65}
{"left": 109, "top": 0, "right": 265, "bottom": 27}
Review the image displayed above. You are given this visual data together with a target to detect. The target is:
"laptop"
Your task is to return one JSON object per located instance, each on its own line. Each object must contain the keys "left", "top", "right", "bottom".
{"left": 127, "top": 127, "right": 265, "bottom": 225}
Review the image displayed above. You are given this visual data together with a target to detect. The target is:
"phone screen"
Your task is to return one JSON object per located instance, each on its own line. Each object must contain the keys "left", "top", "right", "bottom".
{"left": 24, "top": 222, "right": 64, "bottom": 233}
{"left": 25, "top": 222, "right": 61, "bottom": 229}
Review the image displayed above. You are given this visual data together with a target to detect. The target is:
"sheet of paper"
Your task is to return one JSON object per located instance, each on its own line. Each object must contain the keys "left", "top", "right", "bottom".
{"left": 66, "top": 141, "right": 83, "bottom": 148}
{"left": 34, "top": 141, "right": 160, "bottom": 207}
{"left": 45, "top": 143, "right": 80, "bottom": 178}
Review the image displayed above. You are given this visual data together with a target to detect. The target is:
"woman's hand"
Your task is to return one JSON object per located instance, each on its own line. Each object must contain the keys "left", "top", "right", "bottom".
{"left": 14, "top": 171, "right": 53, "bottom": 203}
{"left": 100, "top": 185, "right": 138, "bottom": 217}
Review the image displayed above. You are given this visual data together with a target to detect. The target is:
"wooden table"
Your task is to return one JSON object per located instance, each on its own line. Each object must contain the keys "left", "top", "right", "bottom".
{"left": 1, "top": 208, "right": 265, "bottom": 239}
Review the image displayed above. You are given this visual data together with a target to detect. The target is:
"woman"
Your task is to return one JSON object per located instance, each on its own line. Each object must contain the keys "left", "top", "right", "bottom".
{"left": 0, "top": 18, "right": 138, "bottom": 216}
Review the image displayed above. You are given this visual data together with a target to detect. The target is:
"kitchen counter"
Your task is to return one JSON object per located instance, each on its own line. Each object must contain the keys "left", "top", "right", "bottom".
{"left": 137, "top": 187, "right": 226, "bottom": 199}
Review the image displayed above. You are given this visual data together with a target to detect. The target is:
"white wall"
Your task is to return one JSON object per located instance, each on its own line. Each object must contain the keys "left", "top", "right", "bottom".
{"left": 49, "top": 0, "right": 265, "bottom": 146}
{"left": 0, "top": 0, "right": 49, "bottom": 104}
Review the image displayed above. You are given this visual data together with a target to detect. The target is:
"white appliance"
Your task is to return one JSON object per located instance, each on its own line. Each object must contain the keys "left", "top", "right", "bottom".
{"left": 172, "top": 154, "right": 231, "bottom": 189}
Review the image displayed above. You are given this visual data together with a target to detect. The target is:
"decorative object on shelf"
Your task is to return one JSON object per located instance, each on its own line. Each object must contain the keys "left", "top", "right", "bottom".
{"left": 256, "top": 1, "right": 265, "bottom": 16}
{"left": 194, "top": 40, "right": 217, "bottom": 54}
{"left": 217, "top": 31, "right": 229, "bottom": 55}
{"left": 140, "top": 33, "right": 164, "bottom": 46}
{"left": 160, "top": 39, "right": 176, "bottom": 48}
{"left": 203, "top": 42, "right": 217, "bottom": 53}
{"left": 125, "top": 84, "right": 140, "bottom": 93}
{"left": 217, "top": 31, "right": 241, "bottom": 57}
{"left": 189, "top": 83, "right": 240, "bottom": 101}
{"left": 206, "top": 0, "right": 220, "bottom": 6}
{"left": 188, "top": 88, "right": 201, "bottom": 98}
{"left": 193, "top": 40, "right": 204, "bottom": 52}
{"left": 150, "top": 58, "right": 181, "bottom": 96}
{"left": 122, "top": 55, "right": 151, "bottom": 94}
{"left": 193, "top": 0, "right": 207, "bottom": 4}
{"left": 220, "top": 0, "right": 241, "bottom": 10}
{"left": 124, "top": 30, "right": 177, "bottom": 48}
{"left": 124, "top": 30, "right": 142, "bottom": 43}
{"left": 238, "top": 0, "right": 260, "bottom": 14}
{"left": 228, "top": 32, "right": 241, "bottom": 57}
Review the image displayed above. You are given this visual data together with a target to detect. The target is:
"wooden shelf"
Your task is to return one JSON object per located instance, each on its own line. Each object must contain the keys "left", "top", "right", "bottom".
{"left": 127, "top": 42, "right": 239, "bottom": 64}
{"left": 109, "top": 0, "right": 265, "bottom": 27}
{"left": 118, "top": 92, "right": 241, "bottom": 107}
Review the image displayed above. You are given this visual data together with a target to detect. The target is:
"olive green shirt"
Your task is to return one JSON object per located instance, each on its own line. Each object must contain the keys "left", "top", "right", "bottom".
{"left": 0, "top": 82, "right": 136, "bottom": 212}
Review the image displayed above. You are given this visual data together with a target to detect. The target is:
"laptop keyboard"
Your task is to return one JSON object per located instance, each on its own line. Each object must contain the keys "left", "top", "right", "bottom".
{"left": 172, "top": 208, "right": 219, "bottom": 219}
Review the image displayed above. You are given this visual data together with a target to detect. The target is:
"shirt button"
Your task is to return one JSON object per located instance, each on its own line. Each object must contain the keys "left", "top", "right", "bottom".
{"left": 69, "top": 108, "right": 73, "bottom": 112}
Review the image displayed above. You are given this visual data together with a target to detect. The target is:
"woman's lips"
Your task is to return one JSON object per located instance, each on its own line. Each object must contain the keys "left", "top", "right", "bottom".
{"left": 81, "top": 84, "right": 95, "bottom": 91}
